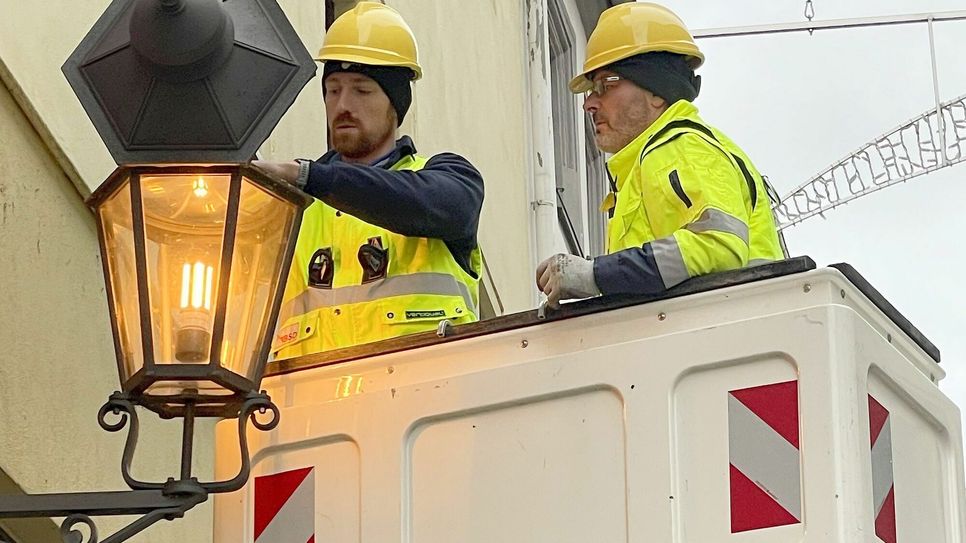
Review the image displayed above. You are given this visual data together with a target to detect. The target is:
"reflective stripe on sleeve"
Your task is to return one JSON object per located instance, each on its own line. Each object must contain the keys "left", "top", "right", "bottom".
{"left": 685, "top": 208, "right": 750, "bottom": 245}
{"left": 277, "top": 272, "right": 476, "bottom": 324}
{"left": 651, "top": 237, "right": 690, "bottom": 289}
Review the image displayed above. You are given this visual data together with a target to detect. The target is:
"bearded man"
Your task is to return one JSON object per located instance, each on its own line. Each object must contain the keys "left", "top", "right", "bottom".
{"left": 536, "top": 3, "right": 783, "bottom": 307}
{"left": 256, "top": 3, "right": 483, "bottom": 356}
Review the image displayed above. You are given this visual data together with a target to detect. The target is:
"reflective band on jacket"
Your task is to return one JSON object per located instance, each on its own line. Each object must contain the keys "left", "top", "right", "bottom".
{"left": 686, "top": 208, "right": 750, "bottom": 245}
{"left": 651, "top": 237, "right": 690, "bottom": 289}
{"left": 651, "top": 208, "right": 749, "bottom": 290}
{"left": 276, "top": 272, "right": 476, "bottom": 325}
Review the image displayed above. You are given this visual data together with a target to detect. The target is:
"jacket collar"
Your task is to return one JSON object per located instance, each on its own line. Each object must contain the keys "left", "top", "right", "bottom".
{"left": 606, "top": 100, "right": 697, "bottom": 191}
{"left": 317, "top": 136, "right": 418, "bottom": 168}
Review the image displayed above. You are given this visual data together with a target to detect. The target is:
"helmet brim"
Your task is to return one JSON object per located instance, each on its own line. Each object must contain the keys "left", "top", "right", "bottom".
{"left": 315, "top": 46, "right": 422, "bottom": 80}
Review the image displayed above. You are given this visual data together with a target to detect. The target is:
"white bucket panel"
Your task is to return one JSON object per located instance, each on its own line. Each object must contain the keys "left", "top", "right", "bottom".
{"left": 407, "top": 388, "right": 626, "bottom": 542}
{"left": 213, "top": 268, "right": 966, "bottom": 543}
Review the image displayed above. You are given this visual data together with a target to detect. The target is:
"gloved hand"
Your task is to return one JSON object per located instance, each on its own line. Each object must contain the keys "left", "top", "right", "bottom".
{"left": 535, "top": 253, "right": 600, "bottom": 308}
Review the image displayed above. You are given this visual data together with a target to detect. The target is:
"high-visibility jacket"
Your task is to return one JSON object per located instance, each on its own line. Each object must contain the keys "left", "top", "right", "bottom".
{"left": 272, "top": 153, "right": 481, "bottom": 359}
{"left": 594, "top": 100, "right": 783, "bottom": 294}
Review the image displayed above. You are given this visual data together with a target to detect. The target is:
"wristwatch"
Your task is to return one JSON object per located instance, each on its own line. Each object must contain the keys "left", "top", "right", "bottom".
{"left": 294, "top": 158, "right": 312, "bottom": 190}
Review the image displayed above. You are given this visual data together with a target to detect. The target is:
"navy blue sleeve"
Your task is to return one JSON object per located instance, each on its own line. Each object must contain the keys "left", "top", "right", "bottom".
{"left": 302, "top": 153, "right": 483, "bottom": 241}
{"left": 593, "top": 244, "right": 667, "bottom": 295}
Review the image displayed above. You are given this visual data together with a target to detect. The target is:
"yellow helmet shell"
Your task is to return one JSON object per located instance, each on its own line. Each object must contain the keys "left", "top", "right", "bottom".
{"left": 316, "top": 2, "right": 422, "bottom": 80}
{"left": 570, "top": 2, "right": 703, "bottom": 93}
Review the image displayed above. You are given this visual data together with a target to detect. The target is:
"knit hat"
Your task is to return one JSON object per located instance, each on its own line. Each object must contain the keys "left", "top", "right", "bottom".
{"left": 606, "top": 52, "right": 701, "bottom": 104}
{"left": 322, "top": 61, "right": 414, "bottom": 126}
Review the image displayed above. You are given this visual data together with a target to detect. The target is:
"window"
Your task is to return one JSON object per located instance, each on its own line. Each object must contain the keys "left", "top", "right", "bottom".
{"left": 584, "top": 116, "right": 608, "bottom": 256}
{"left": 548, "top": 0, "right": 609, "bottom": 257}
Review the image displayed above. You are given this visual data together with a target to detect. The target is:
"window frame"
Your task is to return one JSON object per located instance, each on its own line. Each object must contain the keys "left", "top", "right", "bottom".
{"left": 547, "top": 0, "right": 609, "bottom": 258}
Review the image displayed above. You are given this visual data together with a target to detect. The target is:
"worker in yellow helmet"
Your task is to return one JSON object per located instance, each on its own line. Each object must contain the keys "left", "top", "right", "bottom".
{"left": 255, "top": 3, "right": 483, "bottom": 357}
{"left": 537, "top": 2, "right": 784, "bottom": 306}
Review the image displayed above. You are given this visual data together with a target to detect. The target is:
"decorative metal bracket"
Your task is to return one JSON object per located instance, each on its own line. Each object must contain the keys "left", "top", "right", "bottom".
{"left": 0, "top": 391, "right": 279, "bottom": 543}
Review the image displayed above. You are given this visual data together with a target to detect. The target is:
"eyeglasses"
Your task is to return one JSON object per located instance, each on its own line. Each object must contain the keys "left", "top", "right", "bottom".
{"left": 587, "top": 75, "right": 623, "bottom": 97}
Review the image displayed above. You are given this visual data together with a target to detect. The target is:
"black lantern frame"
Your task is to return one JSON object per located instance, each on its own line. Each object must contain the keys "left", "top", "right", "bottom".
{"left": 89, "top": 163, "right": 311, "bottom": 419}
{"left": 62, "top": 0, "right": 317, "bottom": 164}
{"left": 0, "top": 163, "right": 309, "bottom": 543}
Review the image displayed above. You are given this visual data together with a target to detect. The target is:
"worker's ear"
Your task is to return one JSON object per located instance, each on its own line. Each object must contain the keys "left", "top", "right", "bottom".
{"left": 645, "top": 90, "right": 667, "bottom": 110}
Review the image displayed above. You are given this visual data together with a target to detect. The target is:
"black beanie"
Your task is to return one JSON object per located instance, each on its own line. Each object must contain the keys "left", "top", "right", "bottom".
{"left": 322, "top": 62, "right": 414, "bottom": 126}
{"left": 606, "top": 52, "right": 701, "bottom": 104}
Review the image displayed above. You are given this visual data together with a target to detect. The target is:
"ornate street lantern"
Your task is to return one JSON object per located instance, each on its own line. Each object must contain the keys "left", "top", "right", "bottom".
{"left": 90, "top": 164, "right": 308, "bottom": 418}
{"left": 0, "top": 0, "right": 315, "bottom": 541}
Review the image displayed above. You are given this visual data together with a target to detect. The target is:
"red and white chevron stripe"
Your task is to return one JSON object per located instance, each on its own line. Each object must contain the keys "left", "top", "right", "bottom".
{"left": 254, "top": 467, "right": 315, "bottom": 543}
{"left": 728, "top": 380, "right": 802, "bottom": 533}
{"left": 869, "top": 394, "right": 897, "bottom": 543}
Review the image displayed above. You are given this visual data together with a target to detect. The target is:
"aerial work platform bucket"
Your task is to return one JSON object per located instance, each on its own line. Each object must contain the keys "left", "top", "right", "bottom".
{"left": 215, "top": 257, "right": 965, "bottom": 542}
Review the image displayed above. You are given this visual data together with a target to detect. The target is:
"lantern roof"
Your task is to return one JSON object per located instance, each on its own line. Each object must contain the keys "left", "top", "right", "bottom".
{"left": 63, "top": 0, "right": 316, "bottom": 164}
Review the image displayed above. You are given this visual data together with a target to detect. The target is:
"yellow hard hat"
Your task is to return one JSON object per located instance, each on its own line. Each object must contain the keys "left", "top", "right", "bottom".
{"left": 315, "top": 2, "right": 422, "bottom": 80}
{"left": 570, "top": 2, "right": 703, "bottom": 93}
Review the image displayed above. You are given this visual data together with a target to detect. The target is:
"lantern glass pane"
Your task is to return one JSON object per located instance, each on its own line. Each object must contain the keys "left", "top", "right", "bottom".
{"left": 220, "top": 176, "right": 300, "bottom": 380}
{"left": 97, "top": 179, "right": 144, "bottom": 382}
{"left": 139, "top": 173, "right": 229, "bottom": 378}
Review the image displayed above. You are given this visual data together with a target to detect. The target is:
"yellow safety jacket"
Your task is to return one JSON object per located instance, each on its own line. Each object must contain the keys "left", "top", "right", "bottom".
{"left": 272, "top": 154, "right": 481, "bottom": 358}
{"left": 601, "top": 100, "right": 783, "bottom": 290}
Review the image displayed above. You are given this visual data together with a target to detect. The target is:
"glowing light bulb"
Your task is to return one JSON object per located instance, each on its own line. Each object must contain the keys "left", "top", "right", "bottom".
{"left": 192, "top": 177, "right": 209, "bottom": 198}
{"left": 180, "top": 261, "right": 214, "bottom": 310}
{"left": 180, "top": 263, "right": 191, "bottom": 308}
{"left": 176, "top": 259, "right": 215, "bottom": 362}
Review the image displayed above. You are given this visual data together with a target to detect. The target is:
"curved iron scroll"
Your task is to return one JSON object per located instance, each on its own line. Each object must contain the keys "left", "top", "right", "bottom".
{"left": 99, "top": 391, "right": 279, "bottom": 493}
{"left": 57, "top": 480, "right": 206, "bottom": 543}
{"left": 0, "top": 484, "right": 207, "bottom": 543}
{"left": 0, "top": 391, "right": 280, "bottom": 543}
{"left": 203, "top": 393, "right": 280, "bottom": 493}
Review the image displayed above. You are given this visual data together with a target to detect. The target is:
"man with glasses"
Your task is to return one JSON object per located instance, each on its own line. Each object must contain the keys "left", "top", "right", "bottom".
{"left": 537, "top": 2, "right": 783, "bottom": 306}
{"left": 255, "top": 3, "right": 483, "bottom": 357}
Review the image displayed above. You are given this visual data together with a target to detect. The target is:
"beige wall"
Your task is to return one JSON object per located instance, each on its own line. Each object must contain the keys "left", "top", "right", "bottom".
{"left": 392, "top": 0, "right": 534, "bottom": 312}
{"left": 0, "top": 77, "right": 214, "bottom": 542}
{"left": 255, "top": 0, "right": 328, "bottom": 164}
{"left": 0, "top": 0, "right": 115, "bottom": 196}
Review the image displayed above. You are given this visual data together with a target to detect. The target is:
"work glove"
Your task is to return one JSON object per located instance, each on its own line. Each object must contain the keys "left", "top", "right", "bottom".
{"left": 536, "top": 253, "right": 601, "bottom": 308}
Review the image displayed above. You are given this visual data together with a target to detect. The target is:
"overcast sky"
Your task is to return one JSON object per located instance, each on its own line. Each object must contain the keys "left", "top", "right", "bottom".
{"left": 652, "top": 0, "right": 966, "bottom": 437}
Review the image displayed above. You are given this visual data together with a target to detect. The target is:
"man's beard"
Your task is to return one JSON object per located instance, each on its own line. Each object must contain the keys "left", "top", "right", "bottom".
{"left": 592, "top": 101, "right": 654, "bottom": 154}
{"left": 331, "top": 109, "right": 396, "bottom": 160}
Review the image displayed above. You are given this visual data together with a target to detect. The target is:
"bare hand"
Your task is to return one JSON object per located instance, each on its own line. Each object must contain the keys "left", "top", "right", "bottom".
{"left": 252, "top": 160, "right": 300, "bottom": 184}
